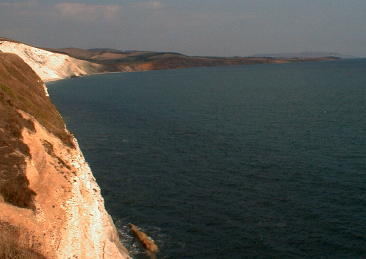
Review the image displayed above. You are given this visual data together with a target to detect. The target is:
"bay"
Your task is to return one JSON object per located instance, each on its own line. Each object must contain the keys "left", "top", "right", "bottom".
{"left": 49, "top": 60, "right": 366, "bottom": 258}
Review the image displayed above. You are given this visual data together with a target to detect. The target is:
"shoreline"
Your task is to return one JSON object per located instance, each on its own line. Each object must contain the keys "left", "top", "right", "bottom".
{"left": 45, "top": 57, "right": 346, "bottom": 84}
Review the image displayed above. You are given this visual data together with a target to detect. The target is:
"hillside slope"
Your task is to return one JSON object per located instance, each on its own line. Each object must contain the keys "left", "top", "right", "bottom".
{"left": 0, "top": 53, "right": 130, "bottom": 258}
{"left": 0, "top": 40, "right": 103, "bottom": 82}
{"left": 0, "top": 38, "right": 340, "bottom": 83}
{"left": 0, "top": 37, "right": 341, "bottom": 258}
{"left": 55, "top": 47, "right": 340, "bottom": 73}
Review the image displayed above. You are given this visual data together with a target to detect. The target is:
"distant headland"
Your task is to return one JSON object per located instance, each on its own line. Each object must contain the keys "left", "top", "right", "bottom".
{"left": 1, "top": 37, "right": 340, "bottom": 82}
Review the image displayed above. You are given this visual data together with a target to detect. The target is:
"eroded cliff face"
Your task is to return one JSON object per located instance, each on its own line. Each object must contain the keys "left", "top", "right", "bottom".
{"left": 0, "top": 40, "right": 103, "bottom": 82}
{"left": 0, "top": 52, "right": 130, "bottom": 258}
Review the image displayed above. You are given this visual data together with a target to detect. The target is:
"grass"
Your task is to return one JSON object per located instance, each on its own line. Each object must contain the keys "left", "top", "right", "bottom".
{"left": 0, "top": 52, "right": 72, "bottom": 209}
{"left": 0, "top": 174, "right": 36, "bottom": 209}
{"left": 0, "top": 84, "right": 15, "bottom": 98}
{"left": 0, "top": 222, "right": 46, "bottom": 259}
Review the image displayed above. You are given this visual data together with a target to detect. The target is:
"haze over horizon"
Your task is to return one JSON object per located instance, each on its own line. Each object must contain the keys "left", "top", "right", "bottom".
{"left": 0, "top": 0, "right": 365, "bottom": 57}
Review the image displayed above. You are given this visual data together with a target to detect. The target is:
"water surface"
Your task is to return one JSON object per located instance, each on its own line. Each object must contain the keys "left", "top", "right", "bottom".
{"left": 49, "top": 60, "right": 366, "bottom": 258}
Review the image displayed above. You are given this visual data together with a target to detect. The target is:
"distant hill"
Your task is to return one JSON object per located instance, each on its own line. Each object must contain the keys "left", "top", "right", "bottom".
{"left": 1, "top": 37, "right": 341, "bottom": 82}
{"left": 52, "top": 47, "right": 340, "bottom": 73}
{"left": 252, "top": 52, "right": 355, "bottom": 59}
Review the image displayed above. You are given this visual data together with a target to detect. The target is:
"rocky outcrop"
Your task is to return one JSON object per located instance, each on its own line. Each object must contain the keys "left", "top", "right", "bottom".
{"left": 0, "top": 51, "right": 130, "bottom": 258}
{"left": 128, "top": 224, "right": 158, "bottom": 253}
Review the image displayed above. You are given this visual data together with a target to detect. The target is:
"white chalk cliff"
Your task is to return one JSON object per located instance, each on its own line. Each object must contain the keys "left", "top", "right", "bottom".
{"left": 0, "top": 40, "right": 102, "bottom": 82}
{"left": 0, "top": 40, "right": 130, "bottom": 258}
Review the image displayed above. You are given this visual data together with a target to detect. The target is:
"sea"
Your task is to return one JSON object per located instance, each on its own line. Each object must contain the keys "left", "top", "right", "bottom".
{"left": 48, "top": 59, "right": 366, "bottom": 259}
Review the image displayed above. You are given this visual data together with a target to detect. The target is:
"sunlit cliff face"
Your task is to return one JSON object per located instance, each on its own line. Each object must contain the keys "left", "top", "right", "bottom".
{"left": 0, "top": 40, "right": 101, "bottom": 82}
{"left": 0, "top": 47, "right": 130, "bottom": 258}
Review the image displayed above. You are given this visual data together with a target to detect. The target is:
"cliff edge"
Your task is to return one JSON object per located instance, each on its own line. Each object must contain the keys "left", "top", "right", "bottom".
{"left": 0, "top": 51, "right": 130, "bottom": 258}
{"left": 0, "top": 39, "right": 340, "bottom": 84}
{"left": 0, "top": 40, "right": 103, "bottom": 82}
{"left": 0, "top": 38, "right": 340, "bottom": 258}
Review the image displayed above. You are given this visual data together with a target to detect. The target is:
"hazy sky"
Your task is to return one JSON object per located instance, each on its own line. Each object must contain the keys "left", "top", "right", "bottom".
{"left": 1, "top": 0, "right": 365, "bottom": 56}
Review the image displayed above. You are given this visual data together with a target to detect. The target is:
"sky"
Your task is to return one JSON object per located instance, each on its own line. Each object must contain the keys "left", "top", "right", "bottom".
{"left": 0, "top": 0, "right": 365, "bottom": 57}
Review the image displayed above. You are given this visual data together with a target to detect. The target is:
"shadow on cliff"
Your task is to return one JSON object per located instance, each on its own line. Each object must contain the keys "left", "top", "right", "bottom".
{"left": 0, "top": 52, "right": 74, "bottom": 209}
{"left": 0, "top": 222, "right": 46, "bottom": 259}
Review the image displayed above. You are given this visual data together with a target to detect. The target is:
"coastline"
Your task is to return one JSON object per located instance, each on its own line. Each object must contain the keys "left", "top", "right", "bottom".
{"left": 0, "top": 47, "right": 131, "bottom": 258}
{"left": 0, "top": 37, "right": 343, "bottom": 258}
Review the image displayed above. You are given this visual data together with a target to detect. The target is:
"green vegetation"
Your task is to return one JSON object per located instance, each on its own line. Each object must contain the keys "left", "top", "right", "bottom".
{"left": 0, "top": 84, "right": 15, "bottom": 98}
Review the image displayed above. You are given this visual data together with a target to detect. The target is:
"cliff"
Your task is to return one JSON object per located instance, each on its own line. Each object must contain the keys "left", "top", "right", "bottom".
{"left": 0, "top": 51, "right": 130, "bottom": 258}
{"left": 0, "top": 39, "right": 340, "bottom": 84}
{"left": 0, "top": 40, "right": 103, "bottom": 82}
{"left": 0, "top": 38, "right": 340, "bottom": 258}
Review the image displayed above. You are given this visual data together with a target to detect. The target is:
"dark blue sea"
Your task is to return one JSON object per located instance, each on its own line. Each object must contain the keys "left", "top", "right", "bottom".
{"left": 48, "top": 60, "right": 366, "bottom": 259}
